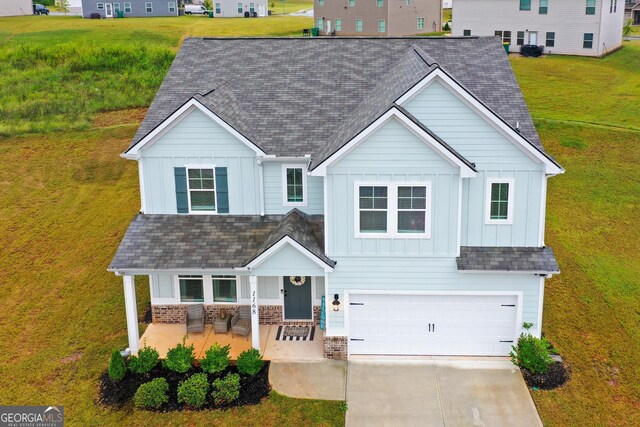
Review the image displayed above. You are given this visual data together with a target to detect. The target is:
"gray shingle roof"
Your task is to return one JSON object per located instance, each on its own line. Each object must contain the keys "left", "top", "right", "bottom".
{"left": 108, "top": 210, "right": 333, "bottom": 272}
{"left": 456, "top": 247, "right": 560, "bottom": 273}
{"left": 127, "top": 37, "right": 548, "bottom": 164}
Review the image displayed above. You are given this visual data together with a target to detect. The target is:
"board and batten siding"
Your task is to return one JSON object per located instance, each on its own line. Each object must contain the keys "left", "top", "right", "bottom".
{"left": 263, "top": 162, "right": 324, "bottom": 215}
{"left": 326, "top": 117, "right": 460, "bottom": 257}
{"left": 326, "top": 256, "right": 541, "bottom": 334}
{"left": 139, "top": 108, "right": 261, "bottom": 215}
{"left": 404, "top": 80, "right": 544, "bottom": 247}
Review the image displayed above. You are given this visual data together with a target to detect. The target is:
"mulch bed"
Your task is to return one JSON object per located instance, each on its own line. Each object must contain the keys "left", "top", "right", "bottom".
{"left": 98, "top": 361, "right": 271, "bottom": 411}
{"left": 521, "top": 361, "right": 570, "bottom": 390}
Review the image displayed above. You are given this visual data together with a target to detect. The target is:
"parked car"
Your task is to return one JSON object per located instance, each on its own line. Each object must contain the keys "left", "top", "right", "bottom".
{"left": 33, "top": 4, "right": 50, "bottom": 15}
{"left": 184, "top": 4, "right": 208, "bottom": 14}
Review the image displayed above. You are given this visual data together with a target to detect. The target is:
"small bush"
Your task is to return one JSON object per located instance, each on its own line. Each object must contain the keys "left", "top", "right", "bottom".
{"left": 510, "top": 328, "right": 554, "bottom": 374}
{"left": 134, "top": 378, "right": 169, "bottom": 409}
{"left": 201, "top": 344, "right": 231, "bottom": 374}
{"left": 211, "top": 373, "right": 240, "bottom": 405}
{"left": 177, "top": 373, "right": 210, "bottom": 408}
{"left": 108, "top": 350, "right": 126, "bottom": 381}
{"left": 236, "top": 348, "right": 264, "bottom": 376}
{"left": 163, "top": 340, "right": 195, "bottom": 373}
{"left": 129, "top": 346, "right": 159, "bottom": 374}
{"left": 444, "top": 22, "right": 451, "bottom": 31}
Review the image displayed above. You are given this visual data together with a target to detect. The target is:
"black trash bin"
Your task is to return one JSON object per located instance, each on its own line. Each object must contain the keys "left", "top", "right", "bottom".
{"left": 520, "top": 44, "right": 544, "bottom": 57}
{"left": 244, "top": 11, "right": 250, "bottom": 17}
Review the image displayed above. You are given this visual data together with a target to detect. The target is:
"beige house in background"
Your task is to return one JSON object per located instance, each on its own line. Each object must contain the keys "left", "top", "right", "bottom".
{"left": 1, "top": 0, "right": 33, "bottom": 16}
{"left": 314, "top": 0, "right": 442, "bottom": 36}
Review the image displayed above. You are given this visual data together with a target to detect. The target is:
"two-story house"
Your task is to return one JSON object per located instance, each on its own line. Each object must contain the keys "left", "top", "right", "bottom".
{"left": 313, "top": 0, "right": 442, "bottom": 36}
{"left": 109, "top": 37, "right": 563, "bottom": 360}
{"left": 453, "top": 0, "right": 625, "bottom": 57}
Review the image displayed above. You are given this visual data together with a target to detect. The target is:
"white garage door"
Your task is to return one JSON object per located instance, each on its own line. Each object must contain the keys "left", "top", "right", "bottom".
{"left": 348, "top": 294, "right": 519, "bottom": 356}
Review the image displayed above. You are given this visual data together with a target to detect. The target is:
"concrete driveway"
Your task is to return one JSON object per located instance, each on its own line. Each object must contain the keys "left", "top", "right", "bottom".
{"left": 346, "top": 358, "right": 542, "bottom": 427}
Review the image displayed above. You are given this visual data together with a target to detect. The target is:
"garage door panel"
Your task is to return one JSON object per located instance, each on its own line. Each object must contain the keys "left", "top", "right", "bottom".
{"left": 348, "top": 294, "right": 518, "bottom": 356}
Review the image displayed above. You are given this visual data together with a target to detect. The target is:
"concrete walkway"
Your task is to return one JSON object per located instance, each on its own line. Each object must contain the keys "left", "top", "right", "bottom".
{"left": 269, "top": 360, "right": 347, "bottom": 401}
{"left": 346, "top": 358, "right": 542, "bottom": 427}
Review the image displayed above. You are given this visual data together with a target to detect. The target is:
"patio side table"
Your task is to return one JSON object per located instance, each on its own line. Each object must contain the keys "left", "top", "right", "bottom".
{"left": 214, "top": 315, "right": 231, "bottom": 334}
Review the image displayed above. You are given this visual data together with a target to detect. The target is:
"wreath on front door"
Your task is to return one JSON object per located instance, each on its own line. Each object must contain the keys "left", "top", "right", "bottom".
{"left": 289, "top": 276, "right": 306, "bottom": 286}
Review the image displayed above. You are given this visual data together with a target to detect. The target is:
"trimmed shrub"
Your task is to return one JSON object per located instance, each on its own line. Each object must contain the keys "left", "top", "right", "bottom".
{"left": 134, "top": 378, "right": 169, "bottom": 409}
{"left": 510, "top": 331, "right": 554, "bottom": 374}
{"left": 201, "top": 344, "right": 231, "bottom": 374}
{"left": 177, "top": 373, "right": 210, "bottom": 408}
{"left": 163, "top": 340, "right": 195, "bottom": 373}
{"left": 129, "top": 346, "right": 159, "bottom": 374}
{"left": 444, "top": 22, "right": 451, "bottom": 31}
{"left": 211, "top": 373, "right": 240, "bottom": 405}
{"left": 108, "top": 350, "right": 126, "bottom": 381}
{"left": 236, "top": 348, "right": 264, "bottom": 376}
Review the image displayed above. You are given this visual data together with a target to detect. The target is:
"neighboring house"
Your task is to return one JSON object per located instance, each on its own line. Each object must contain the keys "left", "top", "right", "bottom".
{"left": 453, "top": 0, "right": 625, "bottom": 56}
{"left": 626, "top": 0, "right": 640, "bottom": 24}
{"left": 81, "top": 0, "right": 178, "bottom": 18}
{"left": 109, "top": 37, "right": 563, "bottom": 359}
{"left": 212, "top": 0, "right": 268, "bottom": 17}
{"left": 443, "top": 0, "right": 451, "bottom": 7}
{"left": 314, "top": 0, "right": 442, "bottom": 36}
{"left": 0, "top": 0, "right": 32, "bottom": 16}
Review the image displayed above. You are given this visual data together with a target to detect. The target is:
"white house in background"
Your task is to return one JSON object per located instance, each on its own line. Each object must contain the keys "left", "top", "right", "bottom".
{"left": 443, "top": 0, "right": 452, "bottom": 8}
{"left": 213, "top": 0, "right": 268, "bottom": 17}
{"left": 453, "top": 0, "right": 625, "bottom": 56}
{"left": 0, "top": 0, "right": 32, "bottom": 16}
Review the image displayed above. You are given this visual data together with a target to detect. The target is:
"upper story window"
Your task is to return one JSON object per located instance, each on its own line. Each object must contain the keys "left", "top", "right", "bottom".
{"left": 188, "top": 167, "right": 216, "bottom": 212}
{"left": 179, "top": 275, "right": 204, "bottom": 302}
{"left": 377, "top": 0, "right": 383, "bottom": 6}
{"left": 519, "top": 0, "right": 531, "bottom": 10}
{"left": 356, "top": 183, "right": 432, "bottom": 238}
{"left": 145, "top": 2, "right": 153, "bottom": 13}
{"left": 283, "top": 165, "right": 307, "bottom": 206}
{"left": 485, "top": 178, "right": 514, "bottom": 224}
{"left": 319, "top": 0, "right": 324, "bottom": 5}
{"left": 348, "top": 0, "right": 355, "bottom": 6}
{"left": 586, "top": 0, "right": 596, "bottom": 14}
{"left": 539, "top": 0, "right": 548, "bottom": 14}
{"left": 212, "top": 275, "right": 238, "bottom": 303}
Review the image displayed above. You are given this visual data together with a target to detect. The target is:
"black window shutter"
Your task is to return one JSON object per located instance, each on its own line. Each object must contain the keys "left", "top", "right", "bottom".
{"left": 216, "top": 167, "right": 229, "bottom": 214}
{"left": 174, "top": 167, "right": 188, "bottom": 213}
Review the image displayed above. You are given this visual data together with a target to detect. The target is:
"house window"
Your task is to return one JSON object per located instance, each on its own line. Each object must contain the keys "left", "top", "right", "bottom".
{"left": 168, "top": 2, "right": 176, "bottom": 12}
{"left": 317, "top": 18, "right": 324, "bottom": 30}
{"left": 517, "top": 31, "right": 525, "bottom": 45}
{"left": 539, "top": 0, "right": 548, "bottom": 14}
{"left": 519, "top": 0, "right": 531, "bottom": 10}
{"left": 610, "top": 0, "right": 613, "bottom": 12}
{"left": 179, "top": 276, "right": 204, "bottom": 302}
{"left": 378, "top": 19, "right": 386, "bottom": 32}
{"left": 463, "top": 29, "right": 471, "bottom": 36}
{"left": 212, "top": 275, "right": 237, "bottom": 303}
{"left": 145, "top": 2, "right": 152, "bottom": 13}
{"left": 546, "top": 32, "right": 555, "bottom": 46}
{"left": 237, "top": 2, "right": 243, "bottom": 13}
{"left": 586, "top": 0, "right": 595, "bottom": 14}
{"left": 124, "top": 2, "right": 131, "bottom": 12}
{"left": 356, "top": 183, "right": 432, "bottom": 237}
{"left": 405, "top": 0, "right": 410, "bottom": 5}
{"left": 250, "top": 2, "right": 255, "bottom": 13}
{"left": 358, "top": 186, "right": 388, "bottom": 233}
{"left": 397, "top": 186, "right": 427, "bottom": 234}
{"left": 583, "top": 32, "right": 594, "bottom": 48}
{"left": 113, "top": 2, "right": 120, "bottom": 11}
{"left": 486, "top": 179, "right": 514, "bottom": 223}
{"left": 97, "top": 3, "right": 104, "bottom": 9}
{"left": 319, "top": 0, "right": 324, "bottom": 5}
{"left": 417, "top": 17, "right": 424, "bottom": 29}
{"left": 377, "top": 0, "right": 383, "bottom": 6}
{"left": 215, "top": 2, "right": 221, "bottom": 13}
{"left": 187, "top": 167, "right": 216, "bottom": 212}
{"left": 348, "top": 0, "right": 355, "bottom": 6}
{"left": 283, "top": 165, "right": 306, "bottom": 205}
{"left": 494, "top": 30, "right": 511, "bottom": 43}
{"left": 335, "top": 18, "right": 342, "bottom": 31}
{"left": 356, "top": 19, "right": 363, "bottom": 32}
{"left": 614, "top": 0, "right": 617, "bottom": 12}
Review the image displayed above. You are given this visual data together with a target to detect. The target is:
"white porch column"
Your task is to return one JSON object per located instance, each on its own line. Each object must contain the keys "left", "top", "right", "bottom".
{"left": 123, "top": 275, "right": 140, "bottom": 353}
{"left": 249, "top": 275, "right": 260, "bottom": 351}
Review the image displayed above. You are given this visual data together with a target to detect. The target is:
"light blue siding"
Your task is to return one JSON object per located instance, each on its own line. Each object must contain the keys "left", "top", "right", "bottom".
{"left": 327, "top": 118, "right": 460, "bottom": 257}
{"left": 327, "top": 257, "right": 541, "bottom": 332}
{"left": 404, "top": 80, "right": 545, "bottom": 246}
{"left": 140, "top": 108, "right": 260, "bottom": 214}
{"left": 251, "top": 244, "right": 326, "bottom": 276}
{"left": 258, "top": 276, "right": 280, "bottom": 299}
{"left": 263, "top": 162, "right": 324, "bottom": 215}
{"left": 151, "top": 274, "right": 174, "bottom": 299}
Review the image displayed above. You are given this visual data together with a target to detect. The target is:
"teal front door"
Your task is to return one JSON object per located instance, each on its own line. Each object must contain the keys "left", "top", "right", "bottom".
{"left": 283, "top": 276, "right": 312, "bottom": 320}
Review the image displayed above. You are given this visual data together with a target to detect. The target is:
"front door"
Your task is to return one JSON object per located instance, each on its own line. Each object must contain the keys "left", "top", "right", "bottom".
{"left": 283, "top": 276, "right": 312, "bottom": 320}
{"left": 529, "top": 31, "right": 538, "bottom": 45}
{"left": 105, "top": 3, "right": 113, "bottom": 17}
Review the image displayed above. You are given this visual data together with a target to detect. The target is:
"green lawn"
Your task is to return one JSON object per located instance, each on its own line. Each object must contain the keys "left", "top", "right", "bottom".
{"left": 0, "top": 14, "right": 638, "bottom": 427}
{"left": 269, "top": 0, "right": 313, "bottom": 15}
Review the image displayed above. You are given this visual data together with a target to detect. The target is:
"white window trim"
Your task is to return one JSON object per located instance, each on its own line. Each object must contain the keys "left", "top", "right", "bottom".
{"left": 97, "top": 3, "right": 104, "bottom": 9}
{"left": 378, "top": 19, "right": 385, "bottom": 33}
{"left": 145, "top": 2, "right": 153, "bottom": 13}
{"left": 335, "top": 18, "right": 342, "bottom": 31}
{"left": 417, "top": 17, "right": 425, "bottom": 30}
{"left": 185, "top": 164, "right": 218, "bottom": 215}
{"left": 355, "top": 19, "right": 363, "bottom": 32}
{"left": 176, "top": 275, "right": 206, "bottom": 304}
{"left": 485, "top": 178, "right": 515, "bottom": 225}
{"left": 124, "top": 2, "right": 131, "bottom": 12}
{"left": 282, "top": 164, "right": 308, "bottom": 207}
{"left": 211, "top": 275, "right": 240, "bottom": 304}
{"left": 168, "top": 2, "right": 176, "bottom": 12}
{"left": 354, "top": 181, "right": 432, "bottom": 239}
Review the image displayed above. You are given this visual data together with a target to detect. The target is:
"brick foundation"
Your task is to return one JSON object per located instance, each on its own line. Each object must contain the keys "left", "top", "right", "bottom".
{"left": 323, "top": 336, "right": 348, "bottom": 360}
{"left": 259, "top": 305, "right": 282, "bottom": 324}
{"left": 151, "top": 304, "right": 321, "bottom": 326}
{"left": 151, "top": 305, "right": 187, "bottom": 324}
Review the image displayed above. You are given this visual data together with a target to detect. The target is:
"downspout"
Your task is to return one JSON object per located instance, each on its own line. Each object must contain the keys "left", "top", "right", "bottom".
{"left": 257, "top": 158, "right": 265, "bottom": 216}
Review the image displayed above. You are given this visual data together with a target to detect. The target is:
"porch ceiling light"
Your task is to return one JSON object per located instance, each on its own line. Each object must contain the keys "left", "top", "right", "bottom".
{"left": 332, "top": 294, "right": 340, "bottom": 311}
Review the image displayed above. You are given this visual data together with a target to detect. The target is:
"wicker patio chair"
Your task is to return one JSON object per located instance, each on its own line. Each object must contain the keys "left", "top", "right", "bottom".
{"left": 186, "top": 304, "right": 205, "bottom": 335}
{"left": 231, "top": 306, "right": 252, "bottom": 340}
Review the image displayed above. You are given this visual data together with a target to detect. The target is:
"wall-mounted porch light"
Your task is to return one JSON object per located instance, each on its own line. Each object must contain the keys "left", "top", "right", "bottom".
{"left": 332, "top": 294, "right": 341, "bottom": 311}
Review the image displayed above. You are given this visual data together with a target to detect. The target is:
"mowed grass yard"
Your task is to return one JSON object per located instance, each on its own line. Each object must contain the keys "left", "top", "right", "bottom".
{"left": 0, "top": 14, "right": 638, "bottom": 426}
